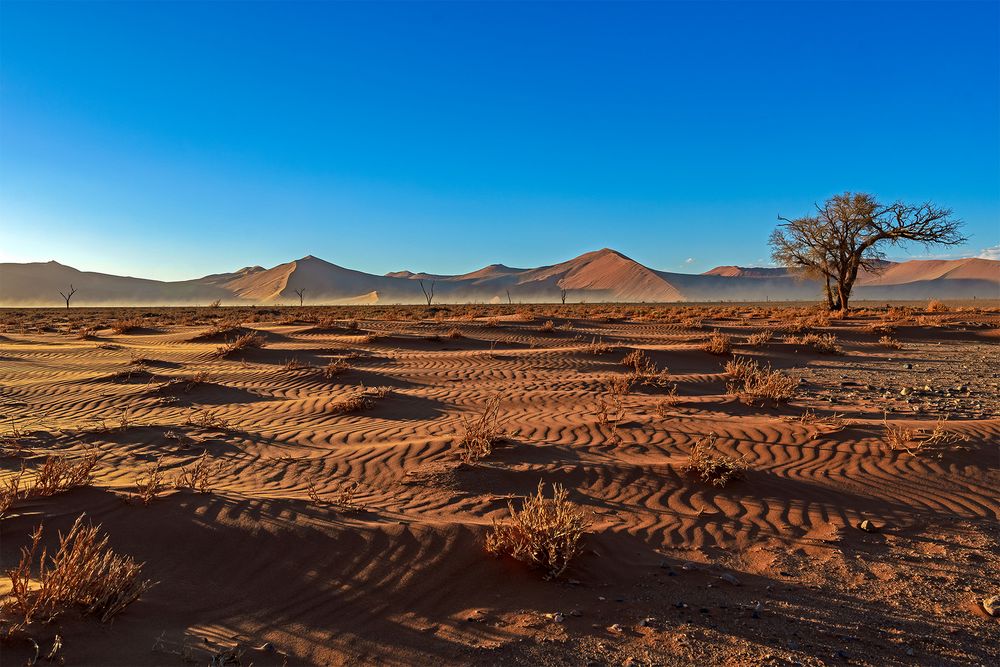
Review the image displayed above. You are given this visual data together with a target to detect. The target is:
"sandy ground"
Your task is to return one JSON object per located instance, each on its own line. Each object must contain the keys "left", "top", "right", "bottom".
{"left": 0, "top": 304, "right": 997, "bottom": 666}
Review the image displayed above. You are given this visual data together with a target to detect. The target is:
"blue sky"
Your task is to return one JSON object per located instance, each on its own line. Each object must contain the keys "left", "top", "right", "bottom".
{"left": 1, "top": 1, "right": 997, "bottom": 280}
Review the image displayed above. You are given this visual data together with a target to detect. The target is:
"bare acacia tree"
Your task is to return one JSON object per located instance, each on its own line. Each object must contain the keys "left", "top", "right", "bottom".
{"left": 770, "top": 192, "right": 965, "bottom": 312}
{"left": 293, "top": 288, "right": 306, "bottom": 306}
{"left": 419, "top": 280, "right": 435, "bottom": 306}
{"left": 560, "top": 288, "right": 567, "bottom": 305}
{"left": 59, "top": 285, "right": 78, "bottom": 309}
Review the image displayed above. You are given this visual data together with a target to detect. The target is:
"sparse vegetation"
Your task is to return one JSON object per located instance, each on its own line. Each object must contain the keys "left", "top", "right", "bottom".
{"left": 4, "top": 515, "right": 154, "bottom": 630}
{"left": 703, "top": 331, "right": 732, "bottom": 355}
{"left": 879, "top": 335, "right": 903, "bottom": 350}
{"left": 215, "top": 332, "right": 265, "bottom": 357}
{"left": 726, "top": 357, "right": 797, "bottom": 404}
{"left": 173, "top": 452, "right": 225, "bottom": 493}
{"left": 485, "top": 481, "right": 590, "bottom": 579}
{"left": 458, "top": 395, "right": 504, "bottom": 462}
{"left": 683, "top": 433, "right": 748, "bottom": 487}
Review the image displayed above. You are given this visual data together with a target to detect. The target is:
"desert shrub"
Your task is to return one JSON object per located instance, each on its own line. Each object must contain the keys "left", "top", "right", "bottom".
{"left": 307, "top": 480, "right": 362, "bottom": 509}
{"left": 173, "top": 452, "right": 225, "bottom": 493}
{"left": 328, "top": 393, "right": 374, "bottom": 415}
{"left": 320, "top": 359, "right": 352, "bottom": 379}
{"left": 726, "top": 358, "right": 797, "bottom": 404}
{"left": 29, "top": 453, "right": 98, "bottom": 498}
{"left": 745, "top": 329, "right": 773, "bottom": 347}
{"left": 185, "top": 408, "right": 231, "bottom": 430}
{"left": 132, "top": 458, "right": 165, "bottom": 505}
{"left": 788, "top": 332, "right": 843, "bottom": 354}
{"left": 539, "top": 320, "right": 555, "bottom": 333}
{"left": 683, "top": 434, "right": 747, "bottom": 487}
{"left": 606, "top": 375, "right": 632, "bottom": 397}
{"left": 586, "top": 337, "right": 614, "bottom": 354}
{"left": 446, "top": 327, "right": 464, "bottom": 339}
{"left": 282, "top": 357, "right": 309, "bottom": 370}
{"left": 485, "top": 481, "right": 590, "bottom": 579}
{"left": 214, "top": 332, "right": 265, "bottom": 357}
{"left": 459, "top": 395, "right": 504, "bottom": 462}
{"left": 702, "top": 331, "right": 732, "bottom": 355}
{"left": 879, "top": 335, "right": 903, "bottom": 350}
{"left": 158, "top": 371, "right": 210, "bottom": 394}
{"left": 926, "top": 299, "right": 949, "bottom": 313}
{"left": 111, "top": 316, "right": 145, "bottom": 334}
{"left": 5, "top": 515, "right": 154, "bottom": 629}
{"left": 724, "top": 355, "right": 757, "bottom": 381}
{"left": 883, "top": 417, "right": 968, "bottom": 457}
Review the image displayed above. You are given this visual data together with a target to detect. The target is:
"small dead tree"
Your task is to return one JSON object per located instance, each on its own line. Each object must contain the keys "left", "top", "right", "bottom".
{"left": 293, "top": 288, "right": 305, "bottom": 306}
{"left": 506, "top": 289, "right": 512, "bottom": 305}
{"left": 59, "top": 285, "right": 78, "bottom": 309}
{"left": 560, "top": 288, "right": 567, "bottom": 305}
{"left": 419, "top": 280, "right": 435, "bottom": 306}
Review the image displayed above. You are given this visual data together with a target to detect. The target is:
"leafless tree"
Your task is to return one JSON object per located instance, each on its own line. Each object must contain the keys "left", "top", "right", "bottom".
{"left": 770, "top": 192, "right": 965, "bottom": 312}
{"left": 59, "top": 284, "right": 78, "bottom": 309}
{"left": 505, "top": 289, "right": 512, "bottom": 305}
{"left": 560, "top": 288, "right": 567, "bottom": 305}
{"left": 419, "top": 280, "right": 435, "bottom": 306}
{"left": 293, "top": 288, "right": 306, "bottom": 306}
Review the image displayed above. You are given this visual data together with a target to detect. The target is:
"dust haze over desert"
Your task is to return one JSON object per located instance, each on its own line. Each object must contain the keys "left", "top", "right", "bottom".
{"left": 1, "top": 1, "right": 999, "bottom": 666}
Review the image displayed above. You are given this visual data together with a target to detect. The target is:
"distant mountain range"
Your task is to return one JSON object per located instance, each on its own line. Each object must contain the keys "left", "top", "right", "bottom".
{"left": 1, "top": 249, "right": 997, "bottom": 306}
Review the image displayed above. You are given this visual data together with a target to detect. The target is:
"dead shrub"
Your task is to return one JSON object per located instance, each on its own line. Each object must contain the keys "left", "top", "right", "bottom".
{"left": 328, "top": 393, "right": 374, "bottom": 415}
{"left": 29, "top": 453, "right": 98, "bottom": 498}
{"left": 173, "top": 452, "right": 225, "bottom": 493}
{"left": 459, "top": 395, "right": 504, "bottom": 462}
{"left": 745, "top": 329, "right": 773, "bottom": 347}
{"left": 926, "top": 299, "right": 949, "bottom": 313}
{"left": 586, "top": 337, "right": 613, "bottom": 354}
{"left": 789, "top": 332, "right": 843, "bottom": 354}
{"left": 446, "top": 327, "right": 464, "bottom": 339}
{"left": 683, "top": 434, "right": 748, "bottom": 487}
{"left": 4, "top": 514, "right": 154, "bottom": 630}
{"left": 214, "top": 332, "right": 265, "bottom": 357}
{"left": 726, "top": 358, "right": 797, "bottom": 404}
{"left": 879, "top": 335, "right": 903, "bottom": 350}
{"left": 539, "top": 320, "right": 555, "bottom": 333}
{"left": 111, "top": 316, "right": 145, "bottom": 334}
{"left": 485, "top": 481, "right": 590, "bottom": 579}
{"left": 884, "top": 416, "right": 968, "bottom": 457}
{"left": 320, "top": 359, "right": 352, "bottom": 379}
{"left": 702, "top": 331, "right": 732, "bottom": 355}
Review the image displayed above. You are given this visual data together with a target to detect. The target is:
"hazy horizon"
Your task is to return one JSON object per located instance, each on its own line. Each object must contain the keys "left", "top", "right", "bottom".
{"left": 2, "top": 1, "right": 998, "bottom": 280}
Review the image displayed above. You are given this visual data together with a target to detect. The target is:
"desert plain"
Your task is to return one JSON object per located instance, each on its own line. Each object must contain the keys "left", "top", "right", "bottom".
{"left": 0, "top": 301, "right": 997, "bottom": 666}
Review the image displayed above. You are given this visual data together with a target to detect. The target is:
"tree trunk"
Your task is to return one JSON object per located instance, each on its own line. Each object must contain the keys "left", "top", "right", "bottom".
{"left": 837, "top": 282, "right": 851, "bottom": 313}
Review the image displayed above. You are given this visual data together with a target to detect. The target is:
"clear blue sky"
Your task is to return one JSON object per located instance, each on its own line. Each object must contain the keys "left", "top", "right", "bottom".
{"left": 1, "top": 1, "right": 997, "bottom": 280}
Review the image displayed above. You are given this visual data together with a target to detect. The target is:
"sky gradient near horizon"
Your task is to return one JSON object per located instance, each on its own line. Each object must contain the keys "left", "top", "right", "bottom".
{"left": 1, "top": 1, "right": 998, "bottom": 281}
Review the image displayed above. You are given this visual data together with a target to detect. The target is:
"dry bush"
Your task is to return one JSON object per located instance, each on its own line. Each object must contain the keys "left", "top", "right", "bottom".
{"left": 111, "top": 316, "right": 145, "bottom": 334}
{"left": 926, "top": 299, "right": 949, "bottom": 313}
{"left": 879, "top": 335, "right": 903, "bottom": 350}
{"left": 4, "top": 514, "right": 154, "bottom": 630}
{"left": 683, "top": 434, "right": 748, "bottom": 487}
{"left": 131, "top": 458, "right": 165, "bottom": 505}
{"left": 539, "top": 320, "right": 555, "bottom": 333}
{"left": 365, "top": 385, "right": 392, "bottom": 399}
{"left": 29, "top": 453, "right": 98, "bottom": 498}
{"left": 185, "top": 408, "right": 231, "bottom": 430}
{"left": 606, "top": 374, "right": 633, "bottom": 397}
{"left": 726, "top": 358, "right": 797, "bottom": 404}
{"left": 702, "top": 331, "right": 732, "bottom": 355}
{"left": 158, "top": 371, "right": 210, "bottom": 394}
{"left": 866, "top": 320, "right": 898, "bottom": 335}
{"left": 745, "top": 329, "right": 773, "bottom": 347}
{"left": 446, "top": 327, "right": 464, "bottom": 339}
{"left": 77, "top": 326, "right": 100, "bottom": 340}
{"left": 585, "top": 337, "right": 613, "bottom": 354}
{"left": 320, "top": 359, "right": 351, "bottom": 379}
{"left": 621, "top": 349, "right": 668, "bottom": 386}
{"left": 596, "top": 394, "right": 625, "bottom": 426}
{"left": 328, "top": 393, "right": 374, "bottom": 415}
{"left": 788, "top": 332, "right": 843, "bottom": 354}
{"left": 884, "top": 417, "right": 968, "bottom": 457}
{"left": 459, "top": 395, "right": 504, "bottom": 462}
{"left": 173, "top": 452, "right": 225, "bottom": 493}
{"left": 214, "top": 332, "right": 265, "bottom": 357}
{"left": 653, "top": 385, "right": 680, "bottom": 415}
{"left": 308, "top": 480, "right": 363, "bottom": 509}
{"left": 282, "top": 357, "right": 309, "bottom": 371}
{"left": 682, "top": 317, "right": 704, "bottom": 330}
{"left": 485, "top": 481, "right": 590, "bottom": 580}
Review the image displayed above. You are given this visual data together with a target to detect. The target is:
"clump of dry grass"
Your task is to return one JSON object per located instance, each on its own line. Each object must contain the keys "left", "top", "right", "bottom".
{"left": 158, "top": 371, "right": 210, "bottom": 394}
{"left": 726, "top": 358, "right": 797, "bottom": 404}
{"left": 111, "top": 316, "right": 145, "bottom": 334}
{"left": 320, "top": 359, "right": 352, "bottom": 379}
{"left": 307, "top": 480, "right": 363, "bottom": 509}
{"left": 702, "top": 331, "right": 732, "bottom": 355}
{"left": 185, "top": 408, "right": 231, "bottom": 430}
{"left": 585, "top": 337, "right": 614, "bottom": 354}
{"left": 4, "top": 514, "right": 155, "bottom": 631}
{"left": 789, "top": 332, "right": 843, "bottom": 354}
{"left": 883, "top": 416, "right": 969, "bottom": 457}
{"left": 724, "top": 355, "right": 757, "bottom": 382}
{"left": 621, "top": 349, "right": 669, "bottom": 387}
{"left": 683, "top": 434, "right": 748, "bottom": 487}
{"left": 539, "top": 320, "right": 555, "bottom": 333}
{"left": 745, "top": 329, "right": 773, "bottom": 347}
{"left": 926, "top": 299, "right": 949, "bottom": 313}
{"left": 131, "top": 457, "right": 165, "bottom": 505}
{"left": 446, "top": 327, "right": 464, "bottom": 339}
{"left": 458, "top": 395, "right": 504, "bottom": 462}
{"left": 879, "top": 335, "right": 903, "bottom": 350}
{"left": 77, "top": 326, "right": 100, "bottom": 340}
{"left": 7, "top": 453, "right": 99, "bottom": 505}
{"left": 173, "top": 452, "right": 225, "bottom": 493}
{"left": 328, "top": 393, "right": 374, "bottom": 415}
{"left": 485, "top": 481, "right": 590, "bottom": 580}
{"left": 214, "top": 332, "right": 265, "bottom": 358}
{"left": 282, "top": 357, "right": 309, "bottom": 371}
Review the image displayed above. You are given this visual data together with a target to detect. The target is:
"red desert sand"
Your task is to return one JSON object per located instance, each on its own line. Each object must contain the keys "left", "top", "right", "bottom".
{"left": 1, "top": 302, "right": 998, "bottom": 665}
